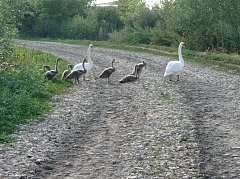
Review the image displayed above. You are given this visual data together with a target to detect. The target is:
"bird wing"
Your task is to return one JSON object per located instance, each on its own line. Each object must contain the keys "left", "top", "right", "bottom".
{"left": 66, "top": 71, "right": 77, "bottom": 79}
{"left": 73, "top": 63, "right": 90, "bottom": 71}
{"left": 47, "top": 70, "right": 57, "bottom": 76}
{"left": 66, "top": 70, "right": 85, "bottom": 79}
{"left": 45, "top": 70, "right": 57, "bottom": 79}
{"left": 119, "top": 75, "right": 136, "bottom": 83}
{"left": 165, "top": 61, "right": 183, "bottom": 76}
{"left": 136, "top": 65, "right": 144, "bottom": 74}
{"left": 99, "top": 67, "right": 115, "bottom": 78}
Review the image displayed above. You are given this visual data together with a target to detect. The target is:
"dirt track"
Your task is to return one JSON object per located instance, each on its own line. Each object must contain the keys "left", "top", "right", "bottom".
{"left": 0, "top": 40, "right": 240, "bottom": 178}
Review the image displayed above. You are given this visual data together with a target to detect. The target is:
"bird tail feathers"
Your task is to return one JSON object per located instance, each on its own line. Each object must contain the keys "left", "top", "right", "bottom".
{"left": 164, "top": 72, "right": 168, "bottom": 77}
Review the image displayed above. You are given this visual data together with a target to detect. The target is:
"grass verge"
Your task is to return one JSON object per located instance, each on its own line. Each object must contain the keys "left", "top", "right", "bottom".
{"left": 0, "top": 46, "right": 71, "bottom": 143}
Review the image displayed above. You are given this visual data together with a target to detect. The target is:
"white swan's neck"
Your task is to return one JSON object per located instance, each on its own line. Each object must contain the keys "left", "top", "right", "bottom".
{"left": 87, "top": 46, "right": 93, "bottom": 67}
{"left": 178, "top": 44, "right": 184, "bottom": 65}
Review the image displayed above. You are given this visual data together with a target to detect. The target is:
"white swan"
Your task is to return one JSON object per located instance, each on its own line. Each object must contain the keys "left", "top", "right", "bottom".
{"left": 163, "top": 42, "right": 185, "bottom": 81}
{"left": 72, "top": 44, "right": 93, "bottom": 72}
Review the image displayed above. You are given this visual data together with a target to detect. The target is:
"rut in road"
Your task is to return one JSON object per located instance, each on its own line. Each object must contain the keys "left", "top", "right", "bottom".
{"left": 178, "top": 71, "right": 240, "bottom": 178}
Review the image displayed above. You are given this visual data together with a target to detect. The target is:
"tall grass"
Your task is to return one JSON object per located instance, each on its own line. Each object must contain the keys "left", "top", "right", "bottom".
{"left": 0, "top": 46, "right": 71, "bottom": 143}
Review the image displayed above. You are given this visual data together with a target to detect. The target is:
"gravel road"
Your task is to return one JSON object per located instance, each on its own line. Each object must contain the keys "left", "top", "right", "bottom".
{"left": 0, "top": 40, "right": 240, "bottom": 179}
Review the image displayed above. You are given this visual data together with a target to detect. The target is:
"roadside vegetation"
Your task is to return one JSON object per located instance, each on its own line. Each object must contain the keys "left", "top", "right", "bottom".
{"left": 0, "top": 46, "right": 70, "bottom": 143}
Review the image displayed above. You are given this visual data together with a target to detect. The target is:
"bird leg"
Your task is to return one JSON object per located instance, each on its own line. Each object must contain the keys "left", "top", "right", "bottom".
{"left": 74, "top": 78, "right": 78, "bottom": 84}
{"left": 169, "top": 75, "right": 172, "bottom": 81}
{"left": 177, "top": 75, "right": 180, "bottom": 81}
{"left": 77, "top": 77, "right": 80, "bottom": 84}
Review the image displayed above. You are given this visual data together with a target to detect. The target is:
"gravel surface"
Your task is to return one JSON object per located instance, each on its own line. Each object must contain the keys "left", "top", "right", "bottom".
{"left": 0, "top": 40, "right": 240, "bottom": 179}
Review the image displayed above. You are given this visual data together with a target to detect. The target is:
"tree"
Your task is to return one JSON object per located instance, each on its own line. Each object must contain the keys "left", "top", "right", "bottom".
{"left": 94, "top": 6, "right": 123, "bottom": 40}
{"left": 160, "top": 0, "right": 240, "bottom": 52}
{"left": 117, "top": 0, "right": 146, "bottom": 26}
{"left": 29, "top": 0, "right": 92, "bottom": 37}
{"left": 95, "top": 6, "right": 123, "bottom": 31}
{"left": 36, "top": 0, "right": 90, "bottom": 22}
{"left": 0, "top": 0, "right": 30, "bottom": 58}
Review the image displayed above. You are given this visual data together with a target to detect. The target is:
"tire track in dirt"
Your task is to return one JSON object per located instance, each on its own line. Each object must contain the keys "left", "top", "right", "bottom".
{"left": 178, "top": 67, "right": 240, "bottom": 178}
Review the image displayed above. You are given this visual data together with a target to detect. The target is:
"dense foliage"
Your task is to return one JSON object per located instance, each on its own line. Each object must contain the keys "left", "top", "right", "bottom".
{"left": 160, "top": 0, "right": 240, "bottom": 52}
{"left": 0, "top": 0, "right": 22, "bottom": 57}
{"left": 9, "top": 0, "right": 237, "bottom": 53}
{"left": 1, "top": 0, "right": 240, "bottom": 53}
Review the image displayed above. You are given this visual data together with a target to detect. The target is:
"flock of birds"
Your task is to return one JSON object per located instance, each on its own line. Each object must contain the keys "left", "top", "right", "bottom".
{"left": 43, "top": 42, "right": 185, "bottom": 84}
